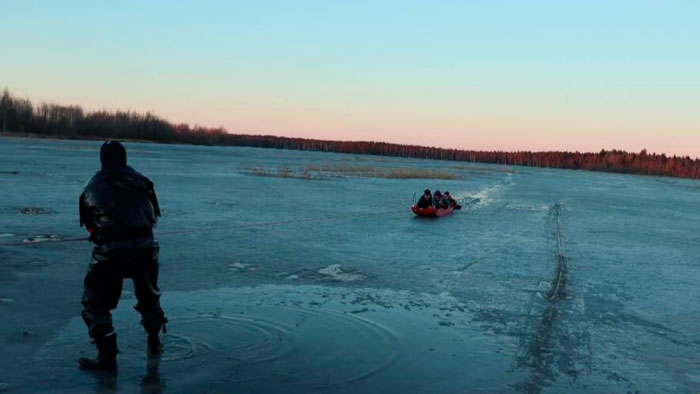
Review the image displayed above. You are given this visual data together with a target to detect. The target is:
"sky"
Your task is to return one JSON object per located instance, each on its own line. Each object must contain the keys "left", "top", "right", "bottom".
{"left": 1, "top": 1, "right": 699, "bottom": 157}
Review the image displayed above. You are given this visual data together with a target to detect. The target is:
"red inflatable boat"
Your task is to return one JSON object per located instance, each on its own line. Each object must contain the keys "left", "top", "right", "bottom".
{"left": 411, "top": 203, "right": 456, "bottom": 217}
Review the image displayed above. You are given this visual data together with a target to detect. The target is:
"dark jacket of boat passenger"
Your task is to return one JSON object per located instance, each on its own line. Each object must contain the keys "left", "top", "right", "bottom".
{"left": 416, "top": 195, "right": 434, "bottom": 209}
{"left": 434, "top": 197, "right": 449, "bottom": 209}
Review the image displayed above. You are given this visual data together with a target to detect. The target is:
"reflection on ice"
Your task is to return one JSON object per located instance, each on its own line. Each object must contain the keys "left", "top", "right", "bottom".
{"left": 140, "top": 355, "right": 165, "bottom": 394}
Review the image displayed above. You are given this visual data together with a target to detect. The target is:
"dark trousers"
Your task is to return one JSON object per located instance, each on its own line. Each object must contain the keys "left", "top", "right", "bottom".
{"left": 81, "top": 240, "right": 166, "bottom": 339}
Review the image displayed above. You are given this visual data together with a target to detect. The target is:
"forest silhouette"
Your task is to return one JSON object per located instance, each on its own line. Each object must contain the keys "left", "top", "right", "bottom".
{"left": 2, "top": 88, "right": 698, "bottom": 179}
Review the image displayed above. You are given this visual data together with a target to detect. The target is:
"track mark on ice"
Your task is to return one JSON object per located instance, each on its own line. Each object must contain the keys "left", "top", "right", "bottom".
{"left": 456, "top": 261, "right": 480, "bottom": 272}
{"left": 514, "top": 203, "right": 587, "bottom": 393}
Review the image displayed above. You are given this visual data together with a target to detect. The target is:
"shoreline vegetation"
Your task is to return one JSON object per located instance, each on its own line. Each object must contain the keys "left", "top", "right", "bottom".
{"left": 245, "top": 164, "right": 462, "bottom": 181}
{"left": 2, "top": 88, "right": 699, "bottom": 180}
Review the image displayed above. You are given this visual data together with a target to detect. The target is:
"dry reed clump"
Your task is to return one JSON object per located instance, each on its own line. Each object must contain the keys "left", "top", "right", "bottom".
{"left": 350, "top": 155, "right": 391, "bottom": 162}
{"left": 381, "top": 168, "right": 460, "bottom": 180}
{"left": 247, "top": 164, "right": 461, "bottom": 180}
{"left": 247, "top": 167, "right": 326, "bottom": 180}
{"left": 303, "top": 164, "right": 377, "bottom": 174}
{"left": 248, "top": 167, "right": 275, "bottom": 177}
{"left": 451, "top": 165, "right": 515, "bottom": 174}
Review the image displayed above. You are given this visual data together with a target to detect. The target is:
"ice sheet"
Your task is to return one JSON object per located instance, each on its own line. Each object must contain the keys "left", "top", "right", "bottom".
{"left": 1, "top": 137, "right": 699, "bottom": 393}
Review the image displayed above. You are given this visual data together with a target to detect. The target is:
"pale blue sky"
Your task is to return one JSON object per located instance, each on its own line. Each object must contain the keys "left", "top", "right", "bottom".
{"left": 2, "top": 1, "right": 699, "bottom": 155}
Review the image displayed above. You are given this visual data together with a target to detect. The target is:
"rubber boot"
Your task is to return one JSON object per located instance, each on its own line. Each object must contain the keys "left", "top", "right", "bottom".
{"left": 147, "top": 333, "right": 163, "bottom": 356}
{"left": 79, "top": 333, "right": 118, "bottom": 371}
{"left": 142, "top": 316, "right": 167, "bottom": 356}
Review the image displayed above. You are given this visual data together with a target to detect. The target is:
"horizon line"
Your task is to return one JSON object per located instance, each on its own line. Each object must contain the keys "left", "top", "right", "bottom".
{"left": 2, "top": 86, "right": 696, "bottom": 160}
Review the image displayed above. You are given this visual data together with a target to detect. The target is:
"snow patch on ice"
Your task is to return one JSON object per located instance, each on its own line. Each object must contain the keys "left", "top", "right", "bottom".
{"left": 23, "top": 234, "right": 62, "bottom": 243}
{"left": 508, "top": 203, "right": 549, "bottom": 212}
{"left": 17, "top": 207, "right": 54, "bottom": 215}
{"left": 228, "top": 262, "right": 251, "bottom": 272}
{"left": 449, "top": 175, "right": 512, "bottom": 209}
{"left": 318, "top": 264, "right": 364, "bottom": 282}
{"left": 471, "top": 179, "right": 510, "bottom": 208}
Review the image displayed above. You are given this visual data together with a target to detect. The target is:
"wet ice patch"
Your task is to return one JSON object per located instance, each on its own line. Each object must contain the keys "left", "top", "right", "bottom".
{"left": 686, "top": 372, "right": 700, "bottom": 383}
{"left": 318, "top": 264, "right": 364, "bottom": 282}
{"left": 25, "top": 285, "right": 507, "bottom": 393}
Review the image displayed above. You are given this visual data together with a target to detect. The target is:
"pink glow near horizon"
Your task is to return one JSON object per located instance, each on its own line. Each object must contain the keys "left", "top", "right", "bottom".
{"left": 172, "top": 106, "right": 700, "bottom": 158}
{"left": 8, "top": 85, "right": 698, "bottom": 158}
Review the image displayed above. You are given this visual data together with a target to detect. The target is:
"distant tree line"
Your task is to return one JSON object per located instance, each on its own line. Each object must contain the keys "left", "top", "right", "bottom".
{"left": 2, "top": 88, "right": 699, "bottom": 179}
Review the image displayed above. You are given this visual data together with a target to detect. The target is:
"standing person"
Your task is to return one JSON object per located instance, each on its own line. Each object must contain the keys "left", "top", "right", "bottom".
{"left": 416, "top": 189, "right": 434, "bottom": 209}
{"left": 78, "top": 141, "right": 167, "bottom": 371}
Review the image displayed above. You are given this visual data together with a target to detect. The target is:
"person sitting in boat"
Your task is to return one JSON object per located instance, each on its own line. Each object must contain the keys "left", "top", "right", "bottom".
{"left": 443, "top": 191, "right": 456, "bottom": 206}
{"left": 416, "top": 189, "right": 434, "bottom": 209}
{"left": 443, "top": 191, "right": 461, "bottom": 209}
{"left": 433, "top": 190, "right": 448, "bottom": 209}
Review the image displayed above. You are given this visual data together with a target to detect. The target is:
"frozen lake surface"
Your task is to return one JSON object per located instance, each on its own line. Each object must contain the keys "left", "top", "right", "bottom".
{"left": 1, "top": 137, "right": 699, "bottom": 393}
